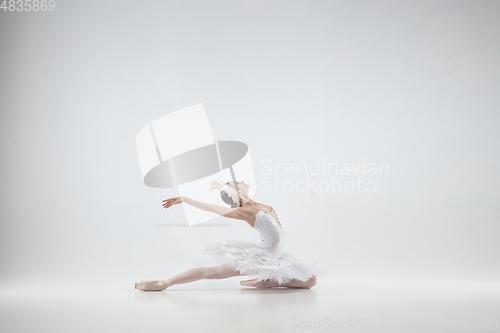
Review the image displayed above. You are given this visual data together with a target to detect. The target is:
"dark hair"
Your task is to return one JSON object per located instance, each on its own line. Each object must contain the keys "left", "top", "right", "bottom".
{"left": 220, "top": 181, "right": 241, "bottom": 208}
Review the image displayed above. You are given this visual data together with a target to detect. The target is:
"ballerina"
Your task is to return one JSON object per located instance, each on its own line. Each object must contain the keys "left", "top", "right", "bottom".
{"left": 135, "top": 180, "right": 318, "bottom": 291}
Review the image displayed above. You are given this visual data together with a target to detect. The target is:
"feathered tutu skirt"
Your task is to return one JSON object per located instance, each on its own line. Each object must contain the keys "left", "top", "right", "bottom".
{"left": 205, "top": 240, "right": 318, "bottom": 285}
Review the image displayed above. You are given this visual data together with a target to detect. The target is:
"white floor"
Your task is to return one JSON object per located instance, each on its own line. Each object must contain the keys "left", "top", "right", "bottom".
{"left": 1, "top": 278, "right": 499, "bottom": 333}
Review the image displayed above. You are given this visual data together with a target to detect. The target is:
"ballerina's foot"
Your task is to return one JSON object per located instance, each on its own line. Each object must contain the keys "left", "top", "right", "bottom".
{"left": 240, "top": 278, "right": 259, "bottom": 287}
{"left": 135, "top": 280, "right": 169, "bottom": 291}
{"left": 253, "top": 279, "right": 279, "bottom": 288}
{"left": 240, "top": 278, "right": 279, "bottom": 288}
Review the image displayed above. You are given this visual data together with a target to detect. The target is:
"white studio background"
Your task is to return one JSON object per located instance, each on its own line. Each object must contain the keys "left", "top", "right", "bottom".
{"left": 1, "top": 0, "right": 499, "bottom": 290}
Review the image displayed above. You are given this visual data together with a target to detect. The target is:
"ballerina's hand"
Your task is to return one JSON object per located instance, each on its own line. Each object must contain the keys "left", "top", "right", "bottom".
{"left": 162, "top": 197, "right": 182, "bottom": 209}
{"left": 209, "top": 181, "right": 221, "bottom": 191}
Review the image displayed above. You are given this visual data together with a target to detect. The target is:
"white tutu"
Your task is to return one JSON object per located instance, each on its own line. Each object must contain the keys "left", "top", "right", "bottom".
{"left": 204, "top": 208, "right": 318, "bottom": 285}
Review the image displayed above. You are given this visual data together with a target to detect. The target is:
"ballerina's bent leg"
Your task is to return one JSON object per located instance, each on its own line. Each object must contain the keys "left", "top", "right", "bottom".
{"left": 241, "top": 275, "right": 317, "bottom": 289}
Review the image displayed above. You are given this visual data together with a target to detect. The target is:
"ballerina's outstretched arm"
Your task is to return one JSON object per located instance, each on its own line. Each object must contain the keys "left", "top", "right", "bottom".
{"left": 162, "top": 196, "right": 251, "bottom": 221}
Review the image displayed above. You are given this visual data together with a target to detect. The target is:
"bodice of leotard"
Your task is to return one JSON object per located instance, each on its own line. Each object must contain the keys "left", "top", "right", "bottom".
{"left": 254, "top": 208, "right": 285, "bottom": 257}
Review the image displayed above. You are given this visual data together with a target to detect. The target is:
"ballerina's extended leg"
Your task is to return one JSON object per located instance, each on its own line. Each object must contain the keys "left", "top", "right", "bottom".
{"left": 136, "top": 265, "right": 242, "bottom": 291}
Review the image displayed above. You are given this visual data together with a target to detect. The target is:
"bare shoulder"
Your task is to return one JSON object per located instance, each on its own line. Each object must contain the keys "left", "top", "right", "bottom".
{"left": 238, "top": 205, "right": 260, "bottom": 228}
{"left": 221, "top": 205, "right": 254, "bottom": 222}
{"left": 238, "top": 205, "right": 258, "bottom": 222}
{"left": 224, "top": 203, "right": 274, "bottom": 227}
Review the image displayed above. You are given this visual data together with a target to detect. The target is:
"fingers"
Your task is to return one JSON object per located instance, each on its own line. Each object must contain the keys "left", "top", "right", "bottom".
{"left": 162, "top": 197, "right": 179, "bottom": 209}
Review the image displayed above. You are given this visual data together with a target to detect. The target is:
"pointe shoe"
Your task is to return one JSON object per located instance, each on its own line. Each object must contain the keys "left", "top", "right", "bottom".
{"left": 241, "top": 278, "right": 278, "bottom": 288}
{"left": 135, "top": 280, "right": 168, "bottom": 291}
{"left": 256, "top": 280, "right": 279, "bottom": 288}
{"left": 240, "top": 278, "right": 259, "bottom": 287}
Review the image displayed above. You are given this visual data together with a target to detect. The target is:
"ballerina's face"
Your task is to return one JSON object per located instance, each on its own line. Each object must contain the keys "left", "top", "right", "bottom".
{"left": 229, "top": 180, "right": 250, "bottom": 193}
